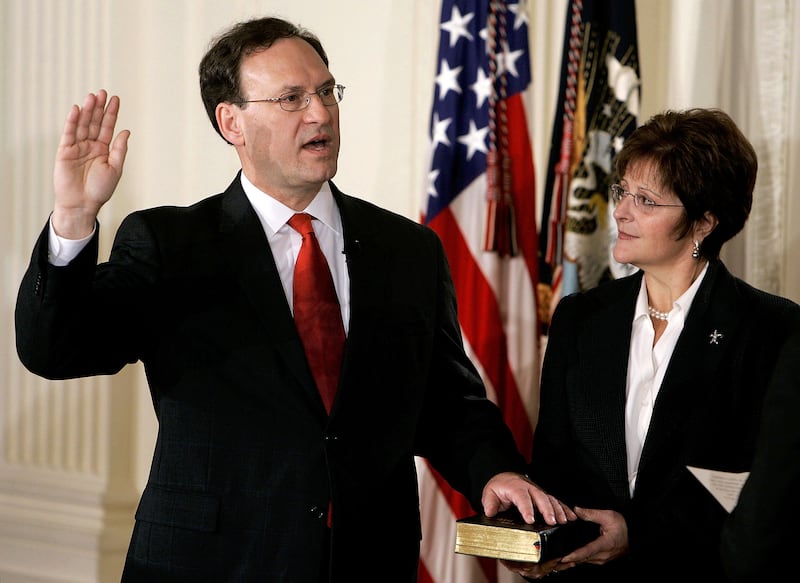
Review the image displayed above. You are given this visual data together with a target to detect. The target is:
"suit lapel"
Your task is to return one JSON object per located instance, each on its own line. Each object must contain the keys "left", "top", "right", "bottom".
{"left": 329, "top": 185, "right": 390, "bottom": 385}
{"left": 217, "top": 176, "right": 321, "bottom": 409}
{"left": 638, "top": 262, "right": 742, "bottom": 481}
{"left": 580, "top": 275, "right": 642, "bottom": 497}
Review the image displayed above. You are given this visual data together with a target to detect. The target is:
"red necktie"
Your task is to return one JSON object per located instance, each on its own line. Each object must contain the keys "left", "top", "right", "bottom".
{"left": 288, "top": 213, "right": 345, "bottom": 414}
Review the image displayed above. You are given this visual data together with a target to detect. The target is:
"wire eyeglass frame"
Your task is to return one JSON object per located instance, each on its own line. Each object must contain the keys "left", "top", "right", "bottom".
{"left": 236, "top": 84, "right": 346, "bottom": 112}
{"left": 609, "top": 184, "right": 684, "bottom": 211}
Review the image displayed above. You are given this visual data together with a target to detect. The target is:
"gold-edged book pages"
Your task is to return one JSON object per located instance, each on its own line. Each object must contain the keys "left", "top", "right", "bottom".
{"left": 454, "top": 510, "right": 600, "bottom": 563}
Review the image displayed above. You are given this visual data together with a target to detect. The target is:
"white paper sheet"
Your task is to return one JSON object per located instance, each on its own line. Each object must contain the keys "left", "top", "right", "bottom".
{"left": 687, "top": 465, "right": 750, "bottom": 513}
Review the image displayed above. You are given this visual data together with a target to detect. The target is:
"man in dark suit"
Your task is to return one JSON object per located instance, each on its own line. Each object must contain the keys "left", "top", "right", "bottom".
{"left": 15, "top": 16, "right": 568, "bottom": 583}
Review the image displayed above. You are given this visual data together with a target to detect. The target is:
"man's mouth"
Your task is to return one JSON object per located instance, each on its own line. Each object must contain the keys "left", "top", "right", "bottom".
{"left": 303, "top": 135, "right": 330, "bottom": 150}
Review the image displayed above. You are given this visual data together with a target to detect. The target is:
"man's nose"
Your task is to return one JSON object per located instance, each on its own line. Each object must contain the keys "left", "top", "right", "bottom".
{"left": 303, "top": 93, "right": 334, "bottom": 120}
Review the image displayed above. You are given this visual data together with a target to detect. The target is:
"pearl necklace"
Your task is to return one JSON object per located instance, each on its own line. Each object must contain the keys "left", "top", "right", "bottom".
{"left": 647, "top": 305, "right": 670, "bottom": 321}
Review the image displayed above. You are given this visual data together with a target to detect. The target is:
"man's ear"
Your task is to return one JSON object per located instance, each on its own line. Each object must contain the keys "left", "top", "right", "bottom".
{"left": 217, "top": 102, "right": 244, "bottom": 146}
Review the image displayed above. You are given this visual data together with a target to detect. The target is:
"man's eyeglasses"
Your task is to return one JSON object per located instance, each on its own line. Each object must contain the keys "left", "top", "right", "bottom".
{"left": 236, "top": 84, "right": 346, "bottom": 112}
{"left": 609, "top": 184, "right": 684, "bottom": 211}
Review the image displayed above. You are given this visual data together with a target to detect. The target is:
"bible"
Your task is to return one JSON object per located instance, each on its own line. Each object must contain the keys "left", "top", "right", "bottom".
{"left": 454, "top": 509, "right": 600, "bottom": 563}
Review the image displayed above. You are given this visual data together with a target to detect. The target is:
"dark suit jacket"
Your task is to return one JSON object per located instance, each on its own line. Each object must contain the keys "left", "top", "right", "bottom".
{"left": 720, "top": 329, "right": 800, "bottom": 581}
{"left": 16, "top": 175, "right": 527, "bottom": 582}
{"left": 527, "top": 262, "right": 800, "bottom": 581}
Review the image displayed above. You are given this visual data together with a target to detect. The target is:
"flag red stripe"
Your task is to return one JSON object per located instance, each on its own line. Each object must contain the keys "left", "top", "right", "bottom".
{"left": 505, "top": 95, "right": 539, "bottom": 286}
{"left": 417, "top": 560, "right": 434, "bottom": 583}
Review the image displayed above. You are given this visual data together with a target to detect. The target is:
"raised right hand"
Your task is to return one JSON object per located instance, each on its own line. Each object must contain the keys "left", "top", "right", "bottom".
{"left": 52, "top": 89, "right": 130, "bottom": 239}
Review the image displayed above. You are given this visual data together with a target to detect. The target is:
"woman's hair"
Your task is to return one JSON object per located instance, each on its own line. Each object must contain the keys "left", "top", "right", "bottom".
{"left": 614, "top": 108, "right": 758, "bottom": 259}
{"left": 198, "top": 17, "right": 328, "bottom": 141}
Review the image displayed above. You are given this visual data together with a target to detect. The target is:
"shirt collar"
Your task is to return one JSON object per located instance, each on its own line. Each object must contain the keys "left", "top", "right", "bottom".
{"left": 635, "top": 262, "right": 710, "bottom": 320}
{"left": 239, "top": 173, "right": 340, "bottom": 237}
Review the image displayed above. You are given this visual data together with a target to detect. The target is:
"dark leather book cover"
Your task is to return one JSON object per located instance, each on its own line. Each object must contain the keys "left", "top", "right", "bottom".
{"left": 454, "top": 509, "right": 600, "bottom": 563}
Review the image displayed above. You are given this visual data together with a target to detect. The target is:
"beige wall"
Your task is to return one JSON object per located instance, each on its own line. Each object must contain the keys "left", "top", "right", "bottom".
{"left": 1, "top": 1, "right": 798, "bottom": 581}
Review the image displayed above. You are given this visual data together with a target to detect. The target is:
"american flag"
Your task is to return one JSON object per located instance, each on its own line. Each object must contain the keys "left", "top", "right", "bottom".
{"left": 418, "top": 1, "right": 540, "bottom": 582}
{"left": 539, "top": 0, "right": 641, "bottom": 324}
